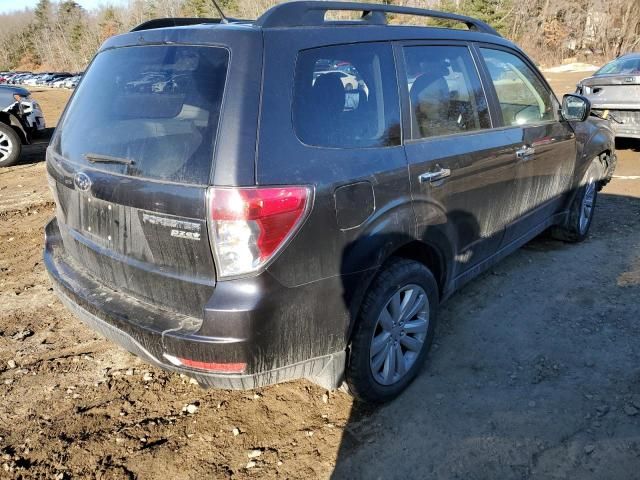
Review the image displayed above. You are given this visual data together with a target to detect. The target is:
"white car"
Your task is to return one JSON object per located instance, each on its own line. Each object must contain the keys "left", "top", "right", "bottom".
{"left": 0, "top": 88, "right": 46, "bottom": 133}
{"left": 23, "top": 77, "right": 40, "bottom": 86}
{"left": 0, "top": 85, "right": 46, "bottom": 166}
{"left": 64, "top": 76, "right": 81, "bottom": 88}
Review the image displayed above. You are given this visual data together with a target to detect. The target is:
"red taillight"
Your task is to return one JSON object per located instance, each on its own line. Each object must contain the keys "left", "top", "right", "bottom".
{"left": 208, "top": 186, "right": 311, "bottom": 278}
{"left": 163, "top": 353, "right": 246, "bottom": 373}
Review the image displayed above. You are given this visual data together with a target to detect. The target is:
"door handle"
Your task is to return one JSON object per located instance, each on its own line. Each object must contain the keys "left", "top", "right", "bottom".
{"left": 419, "top": 167, "right": 451, "bottom": 184}
{"left": 516, "top": 145, "right": 535, "bottom": 160}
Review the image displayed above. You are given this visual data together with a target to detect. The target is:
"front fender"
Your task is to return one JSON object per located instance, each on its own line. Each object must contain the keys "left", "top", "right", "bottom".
{"left": 571, "top": 117, "right": 615, "bottom": 185}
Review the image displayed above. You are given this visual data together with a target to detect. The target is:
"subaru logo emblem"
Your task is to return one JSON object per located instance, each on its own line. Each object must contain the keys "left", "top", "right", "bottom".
{"left": 74, "top": 172, "right": 92, "bottom": 192}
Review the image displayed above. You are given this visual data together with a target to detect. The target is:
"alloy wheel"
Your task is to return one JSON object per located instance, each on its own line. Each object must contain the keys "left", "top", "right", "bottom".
{"left": 369, "top": 284, "right": 429, "bottom": 386}
{"left": 0, "top": 130, "right": 13, "bottom": 162}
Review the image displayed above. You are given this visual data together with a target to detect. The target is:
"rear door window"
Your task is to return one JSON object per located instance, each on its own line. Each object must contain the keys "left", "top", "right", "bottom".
{"left": 293, "top": 42, "right": 401, "bottom": 148}
{"left": 403, "top": 45, "right": 491, "bottom": 139}
{"left": 53, "top": 45, "right": 229, "bottom": 185}
{"left": 480, "top": 48, "right": 557, "bottom": 126}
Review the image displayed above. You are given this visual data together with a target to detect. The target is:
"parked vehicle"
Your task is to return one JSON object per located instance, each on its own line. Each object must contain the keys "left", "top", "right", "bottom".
{"left": 0, "top": 71, "right": 81, "bottom": 89}
{"left": 23, "top": 74, "right": 44, "bottom": 86}
{"left": 64, "top": 75, "right": 82, "bottom": 88}
{"left": 44, "top": 73, "right": 72, "bottom": 87}
{"left": 0, "top": 85, "right": 46, "bottom": 166}
{"left": 44, "top": 1, "right": 616, "bottom": 403}
{"left": 6, "top": 73, "right": 28, "bottom": 84}
{"left": 577, "top": 52, "right": 640, "bottom": 139}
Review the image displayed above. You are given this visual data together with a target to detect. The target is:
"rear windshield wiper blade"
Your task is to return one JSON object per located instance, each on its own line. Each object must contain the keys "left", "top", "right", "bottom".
{"left": 84, "top": 153, "right": 135, "bottom": 165}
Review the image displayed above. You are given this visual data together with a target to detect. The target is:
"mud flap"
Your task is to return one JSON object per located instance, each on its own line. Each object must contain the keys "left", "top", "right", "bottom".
{"left": 306, "top": 350, "right": 346, "bottom": 390}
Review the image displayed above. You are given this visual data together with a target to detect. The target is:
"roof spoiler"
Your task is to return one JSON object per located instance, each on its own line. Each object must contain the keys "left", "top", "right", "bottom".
{"left": 131, "top": 18, "right": 222, "bottom": 31}
{"left": 130, "top": 17, "right": 257, "bottom": 32}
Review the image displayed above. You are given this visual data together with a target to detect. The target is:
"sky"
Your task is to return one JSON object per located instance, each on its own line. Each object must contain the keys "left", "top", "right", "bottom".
{"left": 0, "top": 0, "right": 128, "bottom": 14}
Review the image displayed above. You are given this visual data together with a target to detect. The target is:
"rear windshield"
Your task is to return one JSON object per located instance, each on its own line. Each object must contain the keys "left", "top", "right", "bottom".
{"left": 595, "top": 56, "right": 640, "bottom": 76}
{"left": 53, "top": 45, "right": 229, "bottom": 185}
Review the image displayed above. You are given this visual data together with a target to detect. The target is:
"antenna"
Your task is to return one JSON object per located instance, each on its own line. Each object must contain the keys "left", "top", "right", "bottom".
{"left": 211, "top": 0, "right": 229, "bottom": 23}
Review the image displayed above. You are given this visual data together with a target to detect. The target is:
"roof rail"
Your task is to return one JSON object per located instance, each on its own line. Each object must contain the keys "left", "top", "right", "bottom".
{"left": 131, "top": 18, "right": 225, "bottom": 32}
{"left": 256, "top": 1, "right": 500, "bottom": 36}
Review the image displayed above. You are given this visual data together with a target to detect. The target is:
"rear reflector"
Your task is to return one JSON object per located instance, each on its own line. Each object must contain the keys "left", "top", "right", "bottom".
{"left": 163, "top": 353, "right": 246, "bottom": 374}
{"left": 207, "top": 186, "right": 311, "bottom": 278}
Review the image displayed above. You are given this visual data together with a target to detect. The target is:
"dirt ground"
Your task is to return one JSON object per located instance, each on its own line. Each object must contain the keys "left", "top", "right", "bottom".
{"left": 1, "top": 75, "right": 639, "bottom": 479}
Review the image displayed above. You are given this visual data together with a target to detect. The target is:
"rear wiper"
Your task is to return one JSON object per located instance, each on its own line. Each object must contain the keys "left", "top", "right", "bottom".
{"left": 84, "top": 153, "right": 135, "bottom": 165}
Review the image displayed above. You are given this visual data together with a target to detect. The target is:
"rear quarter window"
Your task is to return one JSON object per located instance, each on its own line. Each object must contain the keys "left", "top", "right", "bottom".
{"left": 53, "top": 45, "right": 229, "bottom": 185}
{"left": 292, "top": 42, "right": 401, "bottom": 149}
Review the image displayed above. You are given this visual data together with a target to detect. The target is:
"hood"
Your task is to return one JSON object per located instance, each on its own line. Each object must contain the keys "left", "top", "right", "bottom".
{"left": 580, "top": 74, "right": 640, "bottom": 87}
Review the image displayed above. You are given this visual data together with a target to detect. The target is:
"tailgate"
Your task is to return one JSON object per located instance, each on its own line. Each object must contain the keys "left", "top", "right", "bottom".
{"left": 47, "top": 44, "right": 229, "bottom": 318}
{"left": 47, "top": 154, "right": 216, "bottom": 318}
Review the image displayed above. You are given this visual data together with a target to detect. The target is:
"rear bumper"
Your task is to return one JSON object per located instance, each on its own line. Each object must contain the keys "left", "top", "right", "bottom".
{"left": 44, "top": 217, "right": 348, "bottom": 389}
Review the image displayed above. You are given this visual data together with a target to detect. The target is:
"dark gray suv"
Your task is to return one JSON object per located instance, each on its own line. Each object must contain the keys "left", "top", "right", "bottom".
{"left": 44, "top": 1, "right": 616, "bottom": 403}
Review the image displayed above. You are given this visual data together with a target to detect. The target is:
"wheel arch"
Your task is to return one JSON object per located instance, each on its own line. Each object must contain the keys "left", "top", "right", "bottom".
{"left": 345, "top": 237, "right": 450, "bottom": 341}
{"left": 391, "top": 240, "right": 447, "bottom": 299}
{"left": 0, "top": 111, "right": 29, "bottom": 145}
{"left": 581, "top": 123, "right": 614, "bottom": 181}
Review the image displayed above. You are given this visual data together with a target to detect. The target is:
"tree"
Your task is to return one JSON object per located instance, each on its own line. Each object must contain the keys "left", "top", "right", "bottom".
{"left": 34, "top": 0, "right": 51, "bottom": 27}
{"left": 458, "top": 0, "right": 513, "bottom": 36}
{"left": 0, "top": 0, "right": 638, "bottom": 71}
{"left": 99, "top": 6, "right": 122, "bottom": 42}
{"left": 181, "top": 0, "right": 211, "bottom": 17}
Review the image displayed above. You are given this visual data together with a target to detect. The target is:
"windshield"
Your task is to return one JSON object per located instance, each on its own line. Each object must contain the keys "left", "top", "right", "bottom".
{"left": 52, "top": 45, "right": 229, "bottom": 185}
{"left": 595, "top": 56, "right": 640, "bottom": 76}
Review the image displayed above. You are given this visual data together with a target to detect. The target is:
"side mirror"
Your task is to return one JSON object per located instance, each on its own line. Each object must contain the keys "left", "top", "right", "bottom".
{"left": 561, "top": 94, "right": 591, "bottom": 122}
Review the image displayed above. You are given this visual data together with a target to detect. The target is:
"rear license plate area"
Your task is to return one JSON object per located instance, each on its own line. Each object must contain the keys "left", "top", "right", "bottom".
{"left": 78, "top": 195, "right": 118, "bottom": 243}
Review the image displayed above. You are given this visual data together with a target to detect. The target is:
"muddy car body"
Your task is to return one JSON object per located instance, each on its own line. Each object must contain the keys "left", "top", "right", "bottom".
{"left": 45, "top": 1, "right": 615, "bottom": 403}
{"left": 577, "top": 53, "right": 640, "bottom": 139}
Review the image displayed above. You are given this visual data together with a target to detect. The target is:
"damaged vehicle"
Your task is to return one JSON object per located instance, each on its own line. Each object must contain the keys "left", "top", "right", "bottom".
{"left": 45, "top": 1, "right": 615, "bottom": 403}
{"left": 0, "top": 85, "right": 46, "bottom": 167}
{"left": 576, "top": 52, "right": 640, "bottom": 139}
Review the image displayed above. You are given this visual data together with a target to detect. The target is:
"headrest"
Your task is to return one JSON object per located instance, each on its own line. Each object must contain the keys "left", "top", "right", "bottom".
{"left": 312, "top": 72, "right": 346, "bottom": 114}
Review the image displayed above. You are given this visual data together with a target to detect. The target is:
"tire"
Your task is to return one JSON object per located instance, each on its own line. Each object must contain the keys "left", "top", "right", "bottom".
{"left": 550, "top": 159, "right": 600, "bottom": 243}
{"left": 0, "top": 122, "right": 21, "bottom": 168}
{"left": 346, "top": 258, "right": 439, "bottom": 403}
